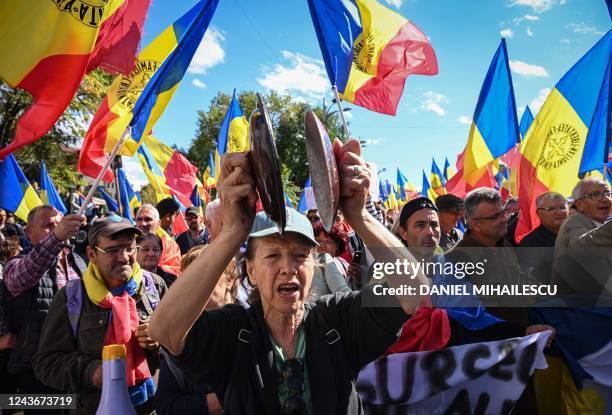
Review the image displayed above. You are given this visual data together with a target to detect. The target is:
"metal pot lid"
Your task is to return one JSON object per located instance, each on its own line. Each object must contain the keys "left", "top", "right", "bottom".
{"left": 249, "top": 93, "right": 286, "bottom": 233}
{"left": 304, "top": 110, "right": 339, "bottom": 232}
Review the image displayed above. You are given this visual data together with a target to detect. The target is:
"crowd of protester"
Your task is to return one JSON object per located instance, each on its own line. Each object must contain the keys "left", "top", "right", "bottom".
{"left": 0, "top": 150, "right": 610, "bottom": 414}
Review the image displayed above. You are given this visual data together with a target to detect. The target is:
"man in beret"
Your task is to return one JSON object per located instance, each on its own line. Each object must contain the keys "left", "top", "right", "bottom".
{"left": 33, "top": 215, "right": 167, "bottom": 414}
{"left": 435, "top": 194, "right": 464, "bottom": 251}
{"left": 396, "top": 197, "right": 441, "bottom": 261}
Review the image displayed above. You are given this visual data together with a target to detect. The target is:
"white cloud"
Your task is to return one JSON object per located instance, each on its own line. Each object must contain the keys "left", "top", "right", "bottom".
{"left": 420, "top": 91, "right": 449, "bottom": 116}
{"left": 122, "top": 156, "right": 149, "bottom": 189}
{"left": 192, "top": 79, "right": 207, "bottom": 89}
{"left": 530, "top": 88, "right": 551, "bottom": 113}
{"left": 509, "top": 60, "right": 549, "bottom": 77}
{"left": 257, "top": 51, "right": 329, "bottom": 101}
{"left": 526, "top": 27, "right": 534, "bottom": 36}
{"left": 187, "top": 28, "right": 225, "bottom": 75}
{"left": 364, "top": 138, "right": 382, "bottom": 146}
{"left": 560, "top": 38, "right": 571, "bottom": 44}
{"left": 500, "top": 28, "right": 514, "bottom": 38}
{"left": 565, "top": 22, "right": 604, "bottom": 35}
{"left": 457, "top": 115, "right": 472, "bottom": 125}
{"left": 513, "top": 14, "right": 539, "bottom": 25}
{"left": 507, "top": 0, "right": 558, "bottom": 13}
{"left": 384, "top": 0, "right": 403, "bottom": 8}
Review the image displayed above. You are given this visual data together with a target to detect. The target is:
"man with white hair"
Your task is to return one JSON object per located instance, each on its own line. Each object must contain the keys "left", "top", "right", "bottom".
{"left": 204, "top": 199, "right": 222, "bottom": 243}
{"left": 519, "top": 192, "right": 568, "bottom": 284}
{"left": 552, "top": 177, "right": 612, "bottom": 302}
{"left": 136, "top": 204, "right": 181, "bottom": 276}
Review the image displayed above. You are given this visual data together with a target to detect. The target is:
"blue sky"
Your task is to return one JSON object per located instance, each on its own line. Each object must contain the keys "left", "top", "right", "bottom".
{"left": 122, "top": 0, "right": 610, "bottom": 189}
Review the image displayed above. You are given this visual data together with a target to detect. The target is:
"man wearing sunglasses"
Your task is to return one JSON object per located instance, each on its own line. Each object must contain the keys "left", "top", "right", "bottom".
{"left": 33, "top": 215, "right": 168, "bottom": 414}
{"left": 553, "top": 177, "right": 612, "bottom": 303}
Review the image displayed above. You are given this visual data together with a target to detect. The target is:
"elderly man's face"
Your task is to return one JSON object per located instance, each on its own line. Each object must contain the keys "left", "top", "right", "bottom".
{"left": 136, "top": 209, "right": 160, "bottom": 234}
{"left": 536, "top": 198, "right": 568, "bottom": 233}
{"left": 575, "top": 181, "right": 611, "bottom": 223}
{"left": 0, "top": 209, "right": 6, "bottom": 227}
{"left": 469, "top": 201, "right": 508, "bottom": 243}
{"left": 26, "top": 208, "right": 61, "bottom": 245}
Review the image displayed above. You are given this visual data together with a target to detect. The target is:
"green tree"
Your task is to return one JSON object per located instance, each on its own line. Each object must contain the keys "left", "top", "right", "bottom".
{"left": 188, "top": 90, "right": 344, "bottom": 198}
{"left": 0, "top": 70, "right": 114, "bottom": 194}
{"left": 138, "top": 183, "right": 158, "bottom": 206}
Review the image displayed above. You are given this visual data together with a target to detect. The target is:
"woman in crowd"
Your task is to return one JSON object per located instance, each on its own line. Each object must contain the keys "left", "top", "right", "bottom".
{"left": 149, "top": 142, "right": 428, "bottom": 414}
{"left": 308, "top": 223, "right": 352, "bottom": 301}
{"left": 137, "top": 233, "right": 178, "bottom": 287}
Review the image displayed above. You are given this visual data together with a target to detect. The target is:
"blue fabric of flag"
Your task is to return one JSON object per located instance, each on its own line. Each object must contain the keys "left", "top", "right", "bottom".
{"left": 306, "top": 0, "right": 362, "bottom": 92}
{"left": 97, "top": 186, "right": 119, "bottom": 212}
{"left": 130, "top": 0, "right": 219, "bottom": 142}
{"left": 40, "top": 160, "right": 67, "bottom": 214}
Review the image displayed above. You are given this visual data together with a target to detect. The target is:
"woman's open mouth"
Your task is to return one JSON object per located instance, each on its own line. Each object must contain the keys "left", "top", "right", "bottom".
{"left": 277, "top": 282, "right": 300, "bottom": 299}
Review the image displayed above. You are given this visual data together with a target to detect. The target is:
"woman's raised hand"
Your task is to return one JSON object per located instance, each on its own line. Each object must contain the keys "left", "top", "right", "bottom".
{"left": 217, "top": 152, "right": 258, "bottom": 242}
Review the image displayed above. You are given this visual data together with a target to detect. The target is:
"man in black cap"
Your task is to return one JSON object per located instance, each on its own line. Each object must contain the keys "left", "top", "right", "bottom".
{"left": 33, "top": 214, "right": 167, "bottom": 415}
{"left": 396, "top": 197, "right": 441, "bottom": 261}
{"left": 176, "top": 206, "right": 208, "bottom": 255}
{"left": 435, "top": 194, "right": 464, "bottom": 251}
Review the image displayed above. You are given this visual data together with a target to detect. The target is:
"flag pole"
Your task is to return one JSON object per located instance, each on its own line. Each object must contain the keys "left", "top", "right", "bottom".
{"left": 331, "top": 85, "right": 351, "bottom": 141}
{"left": 78, "top": 127, "right": 131, "bottom": 215}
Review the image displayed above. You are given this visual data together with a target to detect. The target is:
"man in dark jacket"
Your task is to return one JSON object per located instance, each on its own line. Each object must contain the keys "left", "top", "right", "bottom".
{"left": 518, "top": 191, "right": 568, "bottom": 284}
{"left": 176, "top": 206, "right": 208, "bottom": 255}
{"left": 445, "top": 188, "right": 553, "bottom": 414}
{"left": 435, "top": 194, "right": 464, "bottom": 251}
{"left": 2, "top": 205, "right": 85, "bottom": 408}
{"left": 33, "top": 215, "right": 167, "bottom": 415}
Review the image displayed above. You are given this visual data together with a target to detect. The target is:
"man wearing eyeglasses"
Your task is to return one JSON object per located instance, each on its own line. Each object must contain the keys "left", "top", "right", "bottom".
{"left": 445, "top": 188, "right": 523, "bottom": 315}
{"left": 33, "top": 215, "right": 167, "bottom": 414}
{"left": 518, "top": 192, "right": 568, "bottom": 285}
{"left": 552, "top": 177, "right": 612, "bottom": 303}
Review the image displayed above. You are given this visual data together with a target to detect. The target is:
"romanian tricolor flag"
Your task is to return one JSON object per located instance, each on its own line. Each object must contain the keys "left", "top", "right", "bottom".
{"left": 130, "top": 0, "right": 219, "bottom": 147}
{"left": 443, "top": 157, "right": 455, "bottom": 181}
{"left": 307, "top": 0, "right": 437, "bottom": 115}
{"left": 421, "top": 170, "right": 437, "bottom": 201}
{"left": 117, "top": 167, "right": 140, "bottom": 222}
{"left": 218, "top": 90, "right": 249, "bottom": 155}
{"left": 297, "top": 177, "right": 316, "bottom": 213}
{"left": 202, "top": 151, "right": 217, "bottom": 189}
{"left": 0, "top": 155, "right": 42, "bottom": 222}
{"left": 136, "top": 135, "right": 199, "bottom": 208}
{"left": 0, "top": 0, "right": 149, "bottom": 159}
{"left": 40, "top": 161, "right": 67, "bottom": 215}
{"left": 430, "top": 159, "right": 447, "bottom": 196}
{"left": 190, "top": 185, "right": 202, "bottom": 208}
{"left": 385, "top": 186, "right": 399, "bottom": 211}
{"left": 79, "top": 0, "right": 199, "bottom": 182}
{"left": 463, "top": 39, "right": 519, "bottom": 186}
{"left": 516, "top": 31, "right": 611, "bottom": 241}
{"left": 519, "top": 106, "right": 534, "bottom": 141}
{"left": 396, "top": 168, "right": 417, "bottom": 202}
